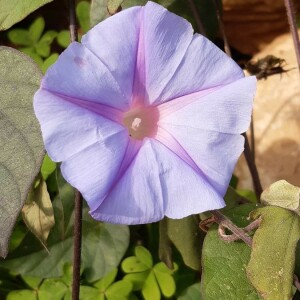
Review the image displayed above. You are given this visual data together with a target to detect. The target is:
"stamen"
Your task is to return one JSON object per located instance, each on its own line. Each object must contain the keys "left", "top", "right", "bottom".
{"left": 123, "top": 105, "right": 159, "bottom": 140}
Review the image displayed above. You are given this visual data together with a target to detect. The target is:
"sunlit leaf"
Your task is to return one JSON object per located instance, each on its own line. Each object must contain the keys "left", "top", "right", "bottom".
{"left": 22, "top": 179, "right": 55, "bottom": 248}
{"left": 201, "top": 204, "right": 260, "bottom": 300}
{"left": 260, "top": 180, "right": 300, "bottom": 212}
{"left": 142, "top": 271, "right": 160, "bottom": 300}
{"left": 246, "top": 206, "right": 300, "bottom": 300}
{"left": 0, "top": 47, "right": 44, "bottom": 258}
{"left": 93, "top": 268, "right": 118, "bottom": 290}
{"left": 0, "top": 0, "right": 53, "bottom": 30}
{"left": 105, "top": 280, "right": 132, "bottom": 299}
{"left": 107, "top": 0, "right": 124, "bottom": 15}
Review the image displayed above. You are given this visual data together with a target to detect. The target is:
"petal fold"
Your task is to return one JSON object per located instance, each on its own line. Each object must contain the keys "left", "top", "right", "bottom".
{"left": 159, "top": 76, "right": 256, "bottom": 134}
{"left": 41, "top": 42, "right": 128, "bottom": 110}
{"left": 91, "top": 139, "right": 225, "bottom": 224}
{"left": 82, "top": 7, "right": 142, "bottom": 106}
{"left": 34, "top": 89, "right": 125, "bottom": 162}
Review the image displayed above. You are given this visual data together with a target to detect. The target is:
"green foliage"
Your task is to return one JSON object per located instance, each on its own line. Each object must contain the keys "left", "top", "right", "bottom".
{"left": 0, "top": 175, "right": 130, "bottom": 282}
{"left": 164, "top": 215, "right": 204, "bottom": 271}
{"left": 40, "top": 154, "right": 56, "bottom": 180}
{"left": 247, "top": 206, "right": 300, "bottom": 300}
{"left": 7, "top": 17, "right": 57, "bottom": 68}
{"left": 178, "top": 283, "right": 201, "bottom": 300}
{"left": 260, "top": 180, "right": 300, "bottom": 212}
{"left": 0, "top": 47, "right": 44, "bottom": 258}
{"left": 0, "top": 0, "right": 53, "bottom": 30}
{"left": 122, "top": 246, "right": 177, "bottom": 299}
{"left": 76, "top": 1, "right": 91, "bottom": 34}
{"left": 201, "top": 204, "right": 261, "bottom": 300}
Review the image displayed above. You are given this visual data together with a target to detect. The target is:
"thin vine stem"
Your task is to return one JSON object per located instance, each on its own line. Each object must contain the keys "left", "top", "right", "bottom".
{"left": 243, "top": 133, "right": 263, "bottom": 199}
{"left": 284, "top": 0, "right": 300, "bottom": 72}
{"left": 72, "top": 190, "right": 83, "bottom": 300}
{"left": 68, "top": 0, "right": 81, "bottom": 299}
{"left": 187, "top": 0, "right": 206, "bottom": 36}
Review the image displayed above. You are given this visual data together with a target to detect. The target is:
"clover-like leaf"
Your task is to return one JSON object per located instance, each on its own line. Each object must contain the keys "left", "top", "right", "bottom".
{"left": 122, "top": 246, "right": 177, "bottom": 298}
{"left": 246, "top": 206, "right": 300, "bottom": 300}
{"left": 6, "top": 290, "right": 37, "bottom": 300}
{"left": 28, "top": 17, "right": 45, "bottom": 44}
{"left": 76, "top": 1, "right": 91, "bottom": 33}
{"left": 0, "top": 0, "right": 53, "bottom": 30}
{"left": 201, "top": 204, "right": 260, "bottom": 300}
{"left": 0, "top": 47, "right": 44, "bottom": 258}
{"left": 260, "top": 180, "right": 300, "bottom": 212}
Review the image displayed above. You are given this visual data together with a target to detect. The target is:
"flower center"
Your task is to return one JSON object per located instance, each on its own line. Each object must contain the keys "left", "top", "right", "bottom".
{"left": 122, "top": 105, "right": 159, "bottom": 140}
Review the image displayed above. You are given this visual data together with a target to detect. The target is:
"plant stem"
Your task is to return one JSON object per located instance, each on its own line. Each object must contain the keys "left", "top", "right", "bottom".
{"left": 243, "top": 133, "right": 263, "bottom": 199}
{"left": 212, "top": 0, "right": 231, "bottom": 57}
{"left": 211, "top": 210, "right": 253, "bottom": 246}
{"left": 68, "top": 0, "right": 81, "bottom": 299}
{"left": 69, "top": 0, "right": 78, "bottom": 43}
{"left": 284, "top": 0, "right": 300, "bottom": 72}
{"left": 72, "top": 190, "right": 82, "bottom": 300}
{"left": 187, "top": 0, "right": 206, "bottom": 36}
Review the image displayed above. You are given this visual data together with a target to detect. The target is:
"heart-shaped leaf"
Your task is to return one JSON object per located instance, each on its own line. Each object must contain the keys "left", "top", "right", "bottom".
{"left": 0, "top": 47, "right": 44, "bottom": 258}
{"left": 0, "top": 0, "right": 53, "bottom": 30}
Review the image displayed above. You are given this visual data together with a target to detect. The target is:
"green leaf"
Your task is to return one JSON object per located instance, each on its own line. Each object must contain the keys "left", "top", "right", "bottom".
{"left": 0, "top": 0, "right": 53, "bottom": 31}
{"left": 41, "top": 154, "right": 56, "bottom": 180}
{"left": 41, "top": 53, "right": 59, "bottom": 74}
{"left": 166, "top": 215, "right": 203, "bottom": 270}
{"left": 21, "top": 275, "right": 42, "bottom": 289}
{"left": 135, "top": 246, "right": 153, "bottom": 268}
{"left": 0, "top": 176, "right": 129, "bottom": 281}
{"left": 142, "top": 271, "right": 160, "bottom": 300}
{"left": 38, "top": 279, "right": 68, "bottom": 300}
{"left": 28, "top": 17, "right": 45, "bottom": 44}
{"left": 122, "top": 257, "right": 150, "bottom": 273}
{"left": 40, "top": 30, "right": 58, "bottom": 44}
{"left": 201, "top": 204, "right": 260, "bottom": 300}
{"left": 94, "top": 268, "right": 118, "bottom": 290}
{"left": 106, "top": 280, "right": 132, "bottom": 299}
{"left": 76, "top": 1, "right": 91, "bottom": 33}
{"left": 7, "top": 290, "right": 37, "bottom": 300}
{"left": 178, "top": 283, "right": 201, "bottom": 300}
{"left": 0, "top": 47, "right": 44, "bottom": 258}
{"left": 57, "top": 30, "right": 70, "bottom": 48}
{"left": 7, "top": 29, "right": 31, "bottom": 46}
{"left": 22, "top": 179, "right": 55, "bottom": 248}
{"left": 35, "top": 41, "right": 50, "bottom": 58}
{"left": 107, "top": 0, "right": 124, "bottom": 15}
{"left": 260, "top": 180, "right": 300, "bottom": 212}
{"left": 79, "top": 286, "right": 99, "bottom": 300}
{"left": 90, "top": 0, "right": 110, "bottom": 28}
{"left": 19, "top": 47, "right": 44, "bottom": 68}
{"left": 246, "top": 206, "right": 300, "bottom": 300}
{"left": 123, "top": 272, "right": 149, "bottom": 291}
{"left": 153, "top": 262, "right": 176, "bottom": 297}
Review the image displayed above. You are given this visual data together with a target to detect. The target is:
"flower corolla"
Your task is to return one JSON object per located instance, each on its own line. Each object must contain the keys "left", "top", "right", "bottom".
{"left": 34, "top": 1, "right": 256, "bottom": 224}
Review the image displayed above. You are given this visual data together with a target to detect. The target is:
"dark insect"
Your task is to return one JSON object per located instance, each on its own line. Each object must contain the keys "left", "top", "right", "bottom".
{"left": 245, "top": 55, "right": 290, "bottom": 80}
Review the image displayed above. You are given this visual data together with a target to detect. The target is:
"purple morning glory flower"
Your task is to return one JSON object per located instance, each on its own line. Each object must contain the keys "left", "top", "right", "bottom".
{"left": 34, "top": 1, "right": 256, "bottom": 224}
